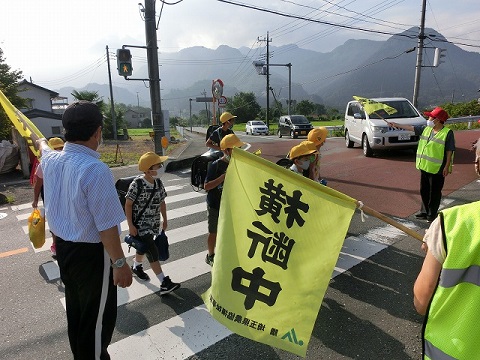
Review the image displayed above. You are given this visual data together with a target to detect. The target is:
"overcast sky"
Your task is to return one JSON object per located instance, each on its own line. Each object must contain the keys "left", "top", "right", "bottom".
{"left": 1, "top": 0, "right": 479, "bottom": 90}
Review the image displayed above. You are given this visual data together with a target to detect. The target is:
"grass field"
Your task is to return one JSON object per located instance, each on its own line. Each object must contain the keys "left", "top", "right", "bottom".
{"left": 97, "top": 128, "right": 184, "bottom": 167}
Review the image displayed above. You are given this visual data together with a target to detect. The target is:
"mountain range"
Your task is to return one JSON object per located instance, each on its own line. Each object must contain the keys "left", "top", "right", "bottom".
{"left": 57, "top": 27, "right": 480, "bottom": 116}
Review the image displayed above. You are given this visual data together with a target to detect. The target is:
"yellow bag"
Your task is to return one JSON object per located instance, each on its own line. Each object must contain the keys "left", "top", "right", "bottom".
{"left": 28, "top": 208, "right": 45, "bottom": 249}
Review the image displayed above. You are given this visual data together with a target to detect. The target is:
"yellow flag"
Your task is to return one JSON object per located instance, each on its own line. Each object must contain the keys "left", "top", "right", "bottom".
{"left": 353, "top": 95, "right": 397, "bottom": 116}
{"left": 0, "top": 89, "right": 44, "bottom": 157}
{"left": 202, "top": 149, "right": 356, "bottom": 357}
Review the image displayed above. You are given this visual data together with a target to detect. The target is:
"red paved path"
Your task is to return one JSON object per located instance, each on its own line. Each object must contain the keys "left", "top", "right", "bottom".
{"left": 257, "top": 130, "right": 480, "bottom": 218}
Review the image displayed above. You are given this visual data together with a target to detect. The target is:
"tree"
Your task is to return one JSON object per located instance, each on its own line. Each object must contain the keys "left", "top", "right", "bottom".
{"left": 441, "top": 100, "right": 480, "bottom": 118}
{"left": 103, "top": 106, "right": 126, "bottom": 139}
{"left": 71, "top": 90, "right": 104, "bottom": 108}
{"left": 296, "top": 100, "right": 316, "bottom": 116}
{"left": 0, "top": 48, "right": 25, "bottom": 140}
{"left": 224, "top": 92, "right": 261, "bottom": 123}
{"left": 71, "top": 90, "right": 115, "bottom": 136}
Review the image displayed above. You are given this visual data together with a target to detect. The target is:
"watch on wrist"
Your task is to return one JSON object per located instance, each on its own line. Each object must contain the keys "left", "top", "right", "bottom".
{"left": 111, "top": 257, "right": 126, "bottom": 269}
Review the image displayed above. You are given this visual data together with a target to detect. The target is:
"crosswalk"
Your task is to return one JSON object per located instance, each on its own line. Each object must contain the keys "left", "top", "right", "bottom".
{"left": 10, "top": 174, "right": 420, "bottom": 359}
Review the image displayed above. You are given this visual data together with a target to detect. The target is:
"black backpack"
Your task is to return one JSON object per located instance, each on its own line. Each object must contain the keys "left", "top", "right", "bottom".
{"left": 206, "top": 124, "right": 221, "bottom": 142}
{"left": 115, "top": 176, "right": 159, "bottom": 213}
{"left": 190, "top": 151, "right": 222, "bottom": 191}
{"left": 115, "top": 176, "right": 139, "bottom": 211}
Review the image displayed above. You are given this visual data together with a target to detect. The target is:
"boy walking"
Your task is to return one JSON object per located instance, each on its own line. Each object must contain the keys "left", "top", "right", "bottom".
{"left": 125, "top": 152, "right": 180, "bottom": 295}
{"left": 204, "top": 134, "right": 245, "bottom": 266}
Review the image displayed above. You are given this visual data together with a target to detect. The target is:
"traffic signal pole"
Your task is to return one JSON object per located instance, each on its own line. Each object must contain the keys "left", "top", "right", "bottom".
{"left": 144, "top": 0, "right": 165, "bottom": 155}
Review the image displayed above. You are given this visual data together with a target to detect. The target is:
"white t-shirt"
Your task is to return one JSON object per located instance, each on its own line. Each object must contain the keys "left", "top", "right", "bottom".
{"left": 424, "top": 217, "right": 446, "bottom": 264}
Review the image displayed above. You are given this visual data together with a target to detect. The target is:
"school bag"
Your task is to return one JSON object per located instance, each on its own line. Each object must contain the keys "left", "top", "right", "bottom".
{"left": 190, "top": 151, "right": 222, "bottom": 191}
{"left": 206, "top": 124, "right": 220, "bottom": 142}
{"left": 115, "top": 176, "right": 160, "bottom": 214}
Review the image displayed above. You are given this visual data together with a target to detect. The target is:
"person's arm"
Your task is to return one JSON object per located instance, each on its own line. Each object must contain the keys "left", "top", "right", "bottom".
{"left": 206, "top": 138, "right": 221, "bottom": 151}
{"left": 443, "top": 150, "right": 453, "bottom": 177}
{"left": 125, "top": 198, "right": 137, "bottom": 236}
{"left": 100, "top": 226, "right": 132, "bottom": 288}
{"left": 204, "top": 173, "right": 226, "bottom": 191}
{"left": 36, "top": 138, "right": 51, "bottom": 155}
{"left": 32, "top": 176, "right": 43, "bottom": 208}
{"left": 413, "top": 250, "right": 442, "bottom": 315}
{"left": 160, "top": 201, "right": 167, "bottom": 231}
{"left": 388, "top": 122, "right": 414, "bottom": 132}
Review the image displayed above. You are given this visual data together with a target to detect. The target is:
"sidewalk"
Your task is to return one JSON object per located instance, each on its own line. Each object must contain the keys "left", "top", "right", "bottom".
{"left": 0, "top": 128, "right": 209, "bottom": 205}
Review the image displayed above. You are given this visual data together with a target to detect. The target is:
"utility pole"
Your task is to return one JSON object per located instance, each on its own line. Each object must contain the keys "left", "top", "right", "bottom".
{"left": 144, "top": 0, "right": 164, "bottom": 155}
{"left": 105, "top": 45, "right": 117, "bottom": 140}
{"left": 412, "top": 0, "right": 427, "bottom": 108}
{"left": 258, "top": 32, "right": 272, "bottom": 129}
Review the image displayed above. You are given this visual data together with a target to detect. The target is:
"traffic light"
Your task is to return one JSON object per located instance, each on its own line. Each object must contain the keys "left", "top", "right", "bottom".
{"left": 433, "top": 48, "right": 446, "bottom": 67}
{"left": 117, "top": 49, "right": 132, "bottom": 76}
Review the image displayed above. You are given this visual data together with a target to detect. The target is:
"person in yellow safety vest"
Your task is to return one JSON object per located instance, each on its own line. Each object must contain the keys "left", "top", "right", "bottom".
{"left": 413, "top": 200, "right": 480, "bottom": 359}
{"left": 306, "top": 127, "right": 328, "bottom": 185}
{"left": 388, "top": 107, "right": 455, "bottom": 223}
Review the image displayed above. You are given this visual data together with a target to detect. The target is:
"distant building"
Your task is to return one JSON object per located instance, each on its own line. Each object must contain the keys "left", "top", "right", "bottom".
{"left": 17, "top": 80, "right": 64, "bottom": 139}
{"left": 124, "top": 109, "right": 147, "bottom": 128}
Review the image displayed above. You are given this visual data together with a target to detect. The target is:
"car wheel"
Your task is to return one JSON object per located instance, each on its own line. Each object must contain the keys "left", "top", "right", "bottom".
{"left": 278, "top": 130, "right": 282, "bottom": 138}
{"left": 345, "top": 130, "right": 354, "bottom": 148}
{"left": 290, "top": 130, "right": 297, "bottom": 139}
{"left": 362, "top": 134, "right": 373, "bottom": 157}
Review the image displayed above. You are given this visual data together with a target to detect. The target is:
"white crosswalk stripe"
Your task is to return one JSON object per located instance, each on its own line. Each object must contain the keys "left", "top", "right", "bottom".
{"left": 11, "top": 175, "right": 418, "bottom": 359}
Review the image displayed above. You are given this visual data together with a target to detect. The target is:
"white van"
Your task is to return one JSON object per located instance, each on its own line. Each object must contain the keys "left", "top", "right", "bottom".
{"left": 344, "top": 97, "right": 426, "bottom": 157}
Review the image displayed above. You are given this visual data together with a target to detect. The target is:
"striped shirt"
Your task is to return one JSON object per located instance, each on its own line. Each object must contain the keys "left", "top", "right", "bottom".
{"left": 41, "top": 142, "right": 125, "bottom": 243}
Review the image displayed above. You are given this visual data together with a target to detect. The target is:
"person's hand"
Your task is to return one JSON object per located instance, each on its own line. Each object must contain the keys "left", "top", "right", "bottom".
{"left": 32, "top": 200, "right": 38, "bottom": 208}
{"left": 128, "top": 225, "right": 138, "bottom": 236}
{"left": 162, "top": 219, "right": 168, "bottom": 231}
{"left": 113, "top": 265, "right": 133, "bottom": 288}
{"left": 442, "top": 167, "right": 450, "bottom": 177}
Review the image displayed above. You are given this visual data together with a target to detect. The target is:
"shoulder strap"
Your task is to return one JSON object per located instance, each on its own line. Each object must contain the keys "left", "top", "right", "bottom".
{"left": 133, "top": 179, "right": 157, "bottom": 226}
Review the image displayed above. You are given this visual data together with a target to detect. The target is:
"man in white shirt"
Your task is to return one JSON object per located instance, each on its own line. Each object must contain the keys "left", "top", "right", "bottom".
{"left": 38, "top": 101, "right": 132, "bottom": 360}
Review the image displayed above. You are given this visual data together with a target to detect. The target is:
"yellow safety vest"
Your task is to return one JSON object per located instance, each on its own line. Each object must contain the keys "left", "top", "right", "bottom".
{"left": 416, "top": 126, "right": 453, "bottom": 174}
{"left": 423, "top": 201, "right": 480, "bottom": 359}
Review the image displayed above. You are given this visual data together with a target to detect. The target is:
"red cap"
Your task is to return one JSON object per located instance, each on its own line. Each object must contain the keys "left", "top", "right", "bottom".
{"left": 424, "top": 107, "right": 449, "bottom": 123}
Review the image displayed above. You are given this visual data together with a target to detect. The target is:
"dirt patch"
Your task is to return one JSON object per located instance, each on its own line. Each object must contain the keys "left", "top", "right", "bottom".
{"left": 98, "top": 136, "right": 185, "bottom": 167}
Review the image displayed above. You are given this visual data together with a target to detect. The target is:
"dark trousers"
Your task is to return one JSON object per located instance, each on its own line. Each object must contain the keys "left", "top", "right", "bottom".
{"left": 419, "top": 170, "right": 445, "bottom": 217}
{"left": 56, "top": 238, "right": 117, "bottom": 360}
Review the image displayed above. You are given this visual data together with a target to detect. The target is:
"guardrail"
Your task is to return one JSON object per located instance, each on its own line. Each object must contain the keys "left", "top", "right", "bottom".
{"left": 445, "top": 116, "right": 480, "bottom": 128}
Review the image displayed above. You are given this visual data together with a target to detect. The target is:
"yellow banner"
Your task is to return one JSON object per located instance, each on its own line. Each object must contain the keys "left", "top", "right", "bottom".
{"left": 353, "top": 95, "right": 397, "bottom": 116}
{"left": 202, "top": 149, "right": 356, "bottom": 357}
{"left": 0, "top": 89, "right": 44, "bottom": 157}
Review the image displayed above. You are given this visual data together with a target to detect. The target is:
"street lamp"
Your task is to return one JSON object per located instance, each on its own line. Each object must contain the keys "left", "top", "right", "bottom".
{"left": 253, "top": 61, "right": 292, "bottom": 115}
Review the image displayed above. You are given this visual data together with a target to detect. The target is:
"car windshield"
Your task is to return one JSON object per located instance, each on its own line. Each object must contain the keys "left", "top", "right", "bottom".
{"left": 252, "top": 121, "right": 265, "bottom": 126}
{"left": 368, "top": 100, "right": 420, "bottom": 119}
{"left": 290, "top": 115, "right": 309, "bottom": 124}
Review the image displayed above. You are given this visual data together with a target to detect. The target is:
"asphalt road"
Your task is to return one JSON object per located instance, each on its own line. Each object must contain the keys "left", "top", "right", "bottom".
{"left": 0, "top": 128, "right": 479, "bottom": 359}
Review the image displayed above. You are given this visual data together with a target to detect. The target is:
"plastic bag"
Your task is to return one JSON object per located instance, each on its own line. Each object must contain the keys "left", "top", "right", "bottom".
{"left": 28, "top": 208, "right": 45, "bottom": 249}
{"left": 155, "top": 230, "right": 169, "bottom": 261}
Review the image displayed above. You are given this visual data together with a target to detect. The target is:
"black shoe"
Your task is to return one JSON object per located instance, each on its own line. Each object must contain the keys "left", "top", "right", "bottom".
{"left": 415, "top": 212, "right": 427, "bottom": 219}
{"left": 205, "top": 253, "right": 215, "bottom": 266}
{"left": 426, "top": 215, "right": 436, "bottom": 223}
{"left": 160, "top": 276, "right": 180, "bottom": 295}
{"left": 132, "top": 264, "right": 150, "bottom": 281}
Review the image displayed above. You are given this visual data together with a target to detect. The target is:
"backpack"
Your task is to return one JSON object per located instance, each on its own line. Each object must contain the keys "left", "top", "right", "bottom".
{"left": 206, "top": 124, "right": 221, "bottom": 142}
{"left": 190, "top": 151, "right": 222, "bottom": 191}
{"left": 115, "top": 176, "right": 139, "bottom": 211}
{"left": 115, "top": 176, "right": 160, "bottom": 213}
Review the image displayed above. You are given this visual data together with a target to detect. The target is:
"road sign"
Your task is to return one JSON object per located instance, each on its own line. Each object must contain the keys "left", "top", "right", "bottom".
{"left": 218, "top": 96, "right": 227, "bottom": 108}
{"left": 196, "top": 97, "right": 213, "bottom": 102}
